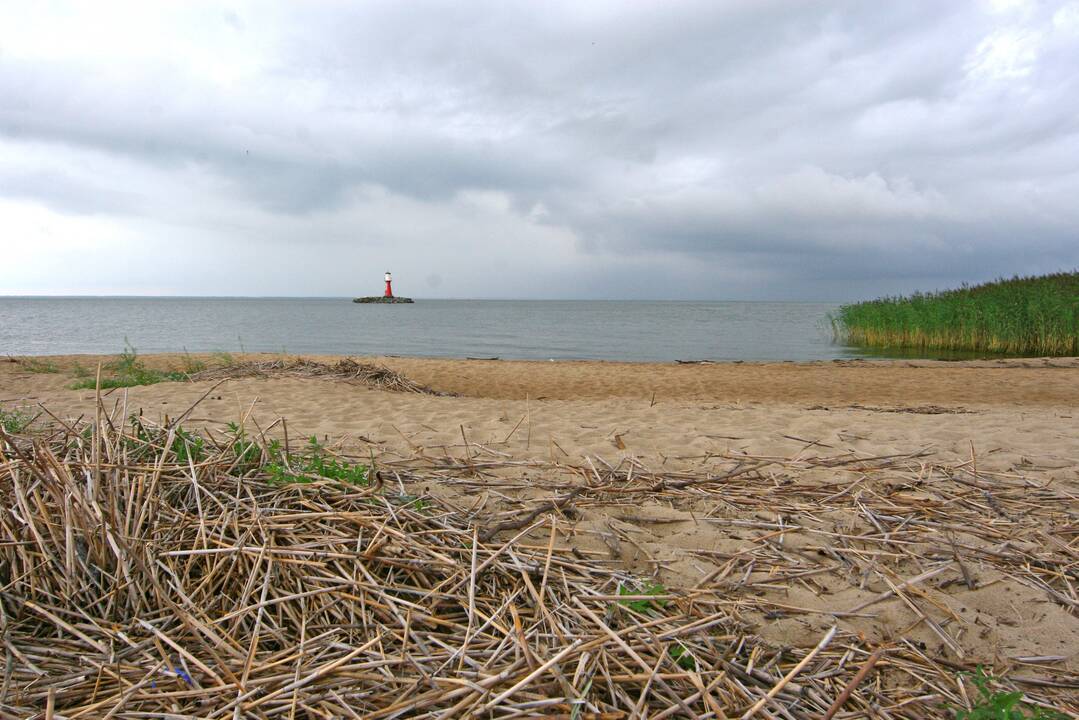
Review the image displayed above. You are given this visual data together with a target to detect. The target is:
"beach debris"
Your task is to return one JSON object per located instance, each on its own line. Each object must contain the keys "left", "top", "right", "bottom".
{"left": 189, "top": 357, "right": 447, "bottom": 394}
{"left": 0, "top": 405, "right": 1076, "bottom": 718}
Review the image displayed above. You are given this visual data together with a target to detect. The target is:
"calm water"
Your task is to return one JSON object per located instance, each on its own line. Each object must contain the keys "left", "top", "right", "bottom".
{"left": 0, "top": 297, "right": 869, "bottom": 362}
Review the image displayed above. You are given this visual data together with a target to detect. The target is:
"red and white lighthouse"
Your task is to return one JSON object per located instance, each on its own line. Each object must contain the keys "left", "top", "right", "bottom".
{"left": 384, "top": 272, "right": 394, "bottom": 298}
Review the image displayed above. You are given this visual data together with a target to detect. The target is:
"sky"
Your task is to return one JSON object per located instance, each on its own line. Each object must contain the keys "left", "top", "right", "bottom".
{"left": 1, "top": 0, "right": 1077, "bottom": 300}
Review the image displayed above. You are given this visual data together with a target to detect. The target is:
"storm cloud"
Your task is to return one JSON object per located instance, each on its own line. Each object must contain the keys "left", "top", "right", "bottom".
{"left": 2, "top": 0, "right": 1077, "bottom": 299}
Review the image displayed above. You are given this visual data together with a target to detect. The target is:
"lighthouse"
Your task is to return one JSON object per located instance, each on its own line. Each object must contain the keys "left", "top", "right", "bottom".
{"left": 353, "top": 272, "right": 413, "bottom": 303}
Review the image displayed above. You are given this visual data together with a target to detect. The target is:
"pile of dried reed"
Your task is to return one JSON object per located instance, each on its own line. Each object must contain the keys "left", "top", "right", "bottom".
{"left": 0, "top": 405, "right": 1074, "bottom": 718}
{"left": 189, "top": 358, "right": 445, "bottom": 395}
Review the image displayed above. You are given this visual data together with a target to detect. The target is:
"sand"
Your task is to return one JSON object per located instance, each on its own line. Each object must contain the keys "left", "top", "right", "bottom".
{"left": 3, "top": 352, "right": 1078, "bottom": 694}
{"left": 5, "top": 354, "right": 1077, "bottom": 473}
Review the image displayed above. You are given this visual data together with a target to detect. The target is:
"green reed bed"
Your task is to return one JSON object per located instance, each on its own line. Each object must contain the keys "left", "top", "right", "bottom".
{"left": 834, "top": 272, "right": 1079, "bottom": 356}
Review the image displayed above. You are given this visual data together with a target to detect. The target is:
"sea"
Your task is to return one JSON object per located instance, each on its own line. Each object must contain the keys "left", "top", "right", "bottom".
{"left": 0, "top": 297, "right": 874, "bottom": 362}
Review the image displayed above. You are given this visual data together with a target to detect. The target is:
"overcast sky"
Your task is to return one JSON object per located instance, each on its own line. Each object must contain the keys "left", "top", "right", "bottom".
{"left": 2, "top": 1, "right": 1077, "bottom": 300}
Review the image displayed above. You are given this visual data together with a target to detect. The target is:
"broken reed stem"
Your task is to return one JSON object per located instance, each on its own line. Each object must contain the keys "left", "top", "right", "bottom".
{"left": 822, "top": 647, "right": 885, "bottom": 720}
{"left": 740, "top": 625, "right": 836, "bottom": 719}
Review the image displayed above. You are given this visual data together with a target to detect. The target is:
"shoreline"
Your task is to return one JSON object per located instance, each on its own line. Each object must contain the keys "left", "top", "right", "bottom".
{"left": 7, "top": 351, "right": 1078, "bottom": 406}
{"left": 11, "top": 349, "right": 1079, "bottom": 367}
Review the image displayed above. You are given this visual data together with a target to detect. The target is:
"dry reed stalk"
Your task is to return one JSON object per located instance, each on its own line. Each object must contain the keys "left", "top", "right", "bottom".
{"left": 188, "top": 358, "right": 447, "bottom": 395}
{"left": 0, "top": 400, "right": 1076, "bottom": 718}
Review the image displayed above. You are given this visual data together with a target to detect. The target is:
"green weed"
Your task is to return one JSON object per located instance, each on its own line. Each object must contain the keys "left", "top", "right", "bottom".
{"left": 125, "top": 416, "right": 205, "bottom": 464}
{"left": 668, "top": 643, "right": 697, "bottom": 671}
{"left": 172, "top": 427, "right": 206, "bottom": 464}
{"left": 400, "top": 496, "right": 432, "bottom": 514}
{"left": 956, "top": 667, "right": 1067, "bottom": 720}
{"left": 0, "top": 407, "right": 33, "bottom": 434}
{"left": 17, "top": 358, "right": 59, "bottom": 374}
{"left": 179, "top": 349, "right": 206, "bottom": 375}
{"left": 617, "top": 582, "right": 668, "bottom": 614}
{"left": 834, "top": 272, "right": 1079, "bottom": 357}
{"left": 224, "top": 422, "right": 263, "bottom": 476}
{"left": 212, "top": 351, "right": 237, "bottom": 367}
{"left": 265, "top": 436, "right": 369, "bottom": 486}
{"left": 70, "top": 341, "right": 186, "bottom": 389}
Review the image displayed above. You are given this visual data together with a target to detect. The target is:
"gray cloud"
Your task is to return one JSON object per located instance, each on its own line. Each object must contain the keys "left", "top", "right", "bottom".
{"left": 1, "top": 0, "right": 1077, "bottom": 300}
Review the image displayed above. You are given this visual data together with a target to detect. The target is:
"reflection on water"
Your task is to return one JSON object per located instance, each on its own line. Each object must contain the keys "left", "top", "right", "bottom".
{"left": 846, "top": 345, "right": 1027, "bottom": 361}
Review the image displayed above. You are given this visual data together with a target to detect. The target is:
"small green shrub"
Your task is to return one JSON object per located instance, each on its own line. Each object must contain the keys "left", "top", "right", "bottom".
{"left": 957, "top": 667, "right": 1068, "bottom": 720}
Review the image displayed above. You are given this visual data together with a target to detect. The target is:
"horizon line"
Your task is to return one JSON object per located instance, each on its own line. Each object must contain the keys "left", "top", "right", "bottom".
{"left": 0, "top": 294, "right": 851, "bottom": 303}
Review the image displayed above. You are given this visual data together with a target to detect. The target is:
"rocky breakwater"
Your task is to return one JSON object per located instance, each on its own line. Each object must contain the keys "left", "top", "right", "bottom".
{"left": 353, "top": 296, "right": 414, "bottom": 303}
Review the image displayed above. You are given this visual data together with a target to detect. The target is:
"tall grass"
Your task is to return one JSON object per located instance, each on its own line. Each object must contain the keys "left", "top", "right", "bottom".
{"left": 833, "top": 272, "right": 1079, "bottom": 356}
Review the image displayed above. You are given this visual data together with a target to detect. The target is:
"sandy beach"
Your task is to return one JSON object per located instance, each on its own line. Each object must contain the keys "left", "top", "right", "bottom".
{"left": 3, "top": 353, "right": 1078, "bottom": 712}
{"left": 4, "top": 353, "right": 1078, "bottom": 472}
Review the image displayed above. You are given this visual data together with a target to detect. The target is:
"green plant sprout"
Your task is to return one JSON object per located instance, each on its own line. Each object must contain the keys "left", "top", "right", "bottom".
{"left": 956, "top": 667, "right": 1067, "bottom": 720}
{"left": 617, "top": 581, "right": 668, "bottom": 614}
